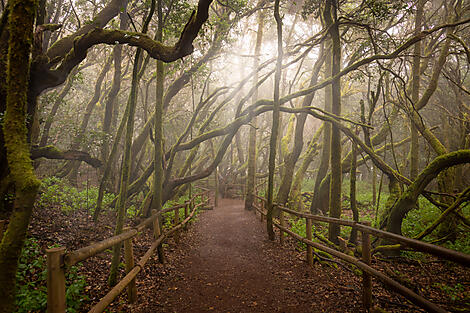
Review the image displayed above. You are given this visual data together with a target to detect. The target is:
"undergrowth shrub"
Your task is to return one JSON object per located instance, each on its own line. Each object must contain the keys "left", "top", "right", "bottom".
{"left": 37, "top": 177, "right": 114, "bottom": 214}
{"left": 15, "top": 237, "right": 87, "bottom": 312}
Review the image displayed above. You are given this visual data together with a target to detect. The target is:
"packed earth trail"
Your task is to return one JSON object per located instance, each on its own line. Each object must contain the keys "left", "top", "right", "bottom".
{"left": 126, "top": 198, "right": 366, "bottom": 312}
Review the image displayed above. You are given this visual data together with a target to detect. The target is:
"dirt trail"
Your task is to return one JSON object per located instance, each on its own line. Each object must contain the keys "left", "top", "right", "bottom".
{"left": 128, "top": 198, "right": 364, "bottom": 312}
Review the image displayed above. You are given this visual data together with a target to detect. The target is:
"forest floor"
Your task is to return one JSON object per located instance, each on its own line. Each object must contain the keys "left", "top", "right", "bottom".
{"left": 28, "top": 197, "right": 470, "bottom": 312}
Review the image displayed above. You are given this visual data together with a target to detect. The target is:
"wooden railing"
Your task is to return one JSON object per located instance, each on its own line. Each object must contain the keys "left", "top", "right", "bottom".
{"left": 46, "top": 190, "right": 210, "bottom": 313}
{"left": 252, "top": 194, "right": 470, "bottom": 313}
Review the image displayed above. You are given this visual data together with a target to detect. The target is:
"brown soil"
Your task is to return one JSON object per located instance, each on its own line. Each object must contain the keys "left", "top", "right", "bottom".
{"left": 28, "top": 197, "right": 470, "bottom": 313}
{"left": 123, "top": 198, "right": 365, "bottom": 313}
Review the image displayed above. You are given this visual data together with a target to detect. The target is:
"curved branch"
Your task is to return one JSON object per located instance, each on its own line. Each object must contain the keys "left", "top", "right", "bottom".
{"left": 33, "top": 0, "right": 214, "bottom": 94}
{"left": 31, "top": 145, "right": 102, "bottom": 168}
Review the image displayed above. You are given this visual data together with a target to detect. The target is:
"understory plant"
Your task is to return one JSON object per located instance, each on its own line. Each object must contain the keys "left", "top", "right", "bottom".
{"left": 15, "top": 238, "right": 87, "bottom": 312}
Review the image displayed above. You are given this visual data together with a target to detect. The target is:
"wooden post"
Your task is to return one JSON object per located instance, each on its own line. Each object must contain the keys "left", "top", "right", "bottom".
{"left": 279, "top": 210, "right": 286, "bottom": 245}
{"left": 151, "top": 209, "right": 165, "bottom": 263}
{"left": 174, "top": 208, "right": 180, "bottom": 243}
{"left": 260, "top": 200, "right": 264, "bottom": 222}
{"left": 47, "top": 247, "right": 66, "bottom": 313}
{"left": 306, "top": 218, "right": 313, "bottom": 266}
{"left": 0, "top": 220, "right": 6, "bottom": 242}
{"left": 123, "top": 227, "right": 137, "bottom": 303}
{"left": 184, "top": 203, "right": 189, "bottom": 230}
{"left": 280, "top": 211, "right": 285, "bottom": 245}
{"left": 362, "top": 221, "right": 372, "bottom": 310}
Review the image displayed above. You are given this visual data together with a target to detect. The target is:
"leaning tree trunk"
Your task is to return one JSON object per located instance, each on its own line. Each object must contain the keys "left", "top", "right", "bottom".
{"left": 409, "top": 0, "right": 424, "bottom": 180}
{"left": 310, "top": 49, "right": 332, "bottom": 214}
{"left": 386, "top": 150, "right": 470, "bottom": 235}
{"left": 276, "top": 44, "right": 324, "bottom": 206}
{"left": 108, "top": 0, "right": 156, "bottom": 283}
{"left": 290, "top": 125, "right": 323, "bottom": 209}
{"left": 0, "top": 0, "right": 41, "bottom": 311}
{"left": 108, "top": 46, "right": 143, "bottom": 287}
{"left": 266, "top": 0, "right": 283, "bottom": 241}
{"left": 58, "top": 55, "right": 113, "bottom": 183}
{"left": 151, "top": 0, "right": 165, "bottom": 262}
{"left": 39, "top": 66, "right": 78, "bottom": 147}
{"left": 244, "top": 7, "right": 264, "bottom": 211}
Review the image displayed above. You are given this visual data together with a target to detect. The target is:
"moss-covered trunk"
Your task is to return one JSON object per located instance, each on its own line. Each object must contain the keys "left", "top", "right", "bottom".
{"left": 151, "top": 0, "right": 165, "bottom": 261}
{"left": 0, "top": 0, "right": 41, "bottom": 311}
{"left": 349, "top": 140, "right": 358, "bottom": 244}
{"left": 290, "top": 126, "right": 322, "bottom": 210}
{"left": 108, "top": 0, "right": 155, "bottom": 285}
{"left": 385, "top": 150, "right": 470, "bottom": 235}
{"left": 266, "top": 0, "right": 283, "bottom": 241}
{"left": 310, "top": 52, "right": 331, "bottom": 214}
{"left": 409, "top": 0, "right": 424, "bottom": 180}
{"left": 39, "top": 66, "right": 78, "bottom": 147}
{"left": 244, "top": 8, "right": 264, "bottom": 211}
{"left": 277, "top": 44, "right": 324, "bottom": 206}
{"left": 326, "top": 0, "right": 342, "bottom": 245}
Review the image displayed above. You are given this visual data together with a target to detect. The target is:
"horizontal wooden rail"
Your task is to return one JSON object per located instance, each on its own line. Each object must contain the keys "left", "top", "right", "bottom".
{"left": 48, "top": 190, "right": 209, "bottom": 313}
{"left": 252, "top": 194, "right": 468, "bottom": 313}
{"left": 65, "top": 229, "right": 138, "bottom": 266}
{"left": 89, "top": 202, "right": 203, "bottom": 313}
{"left": 279, "top": 206, "right": 470, "bottom": 267}
{"left": 65, "top": 192, "right": 207, "bottom": 266}
{"left": 273, "top": 221, "right": 446, "bottom": 313}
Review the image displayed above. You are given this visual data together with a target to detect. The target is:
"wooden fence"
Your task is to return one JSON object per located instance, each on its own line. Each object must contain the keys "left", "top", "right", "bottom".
{"left": 252, "top": 194, "right": 470, "bottom": 313}
{"left": 46, "top": 190, "right": 210, "bottom": 313}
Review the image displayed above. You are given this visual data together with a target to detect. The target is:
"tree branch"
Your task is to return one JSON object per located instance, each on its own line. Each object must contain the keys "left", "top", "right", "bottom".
{"left": 31, "top": 145, "right": 102, "bottom": 168}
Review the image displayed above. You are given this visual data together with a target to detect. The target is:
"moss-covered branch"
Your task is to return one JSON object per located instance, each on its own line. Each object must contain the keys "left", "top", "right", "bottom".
{"left": 32, "top": 0, "right": 214, "bottom": 95}
{"left": 385, "top": 150, "right": 470, "bottom": 235}
{"left": 30, "top": 145, "right": 102, "bottom": 167}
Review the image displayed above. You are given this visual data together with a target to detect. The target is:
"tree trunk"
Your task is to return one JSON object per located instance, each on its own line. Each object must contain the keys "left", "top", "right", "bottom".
{"left": 277, "top": 44, "right": 324, "bottom": 206}
{"left": 245, "top": 7, "right": 264, "bottom": 210}
{"left": 326, "top": 0, "right": 342, "bottom": 245}
{"left": 151, "top": 0, "right": 165, "bottom": 262}
{"left": 310, "top": 47, "right": 332, "bottom": 214}
{"left": 108, "top": 0, "right": 156, "bottom": 284}
{"left": 349, "top": 140, "right": 358, "bottom": 244}
{"left": 39, "top": 66, "right": 78, "bottom": 147}
{"left": 410, "top": 0, "right": 424, "bottom": 180}
{"left": 267, "top": 0, "right": 282, "bottom": 241}
{"left": 0, "top": 0, "right": 41, "bottom": 311}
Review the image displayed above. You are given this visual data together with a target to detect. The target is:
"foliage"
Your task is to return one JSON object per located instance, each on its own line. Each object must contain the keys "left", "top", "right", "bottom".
{"left": 37, "top": 177, "right": 114, "bottom": 214}
{"left": 432, "top": 283, "right": 469, "bottom": 304}
{"left": 15, "top": 238, "right": 87, "bottom": 312}
{"left": 288, "top": 218, "right": 308, "bottom": 250}
{"left": 161, "top": 193, "right": 203, "bottom": 229}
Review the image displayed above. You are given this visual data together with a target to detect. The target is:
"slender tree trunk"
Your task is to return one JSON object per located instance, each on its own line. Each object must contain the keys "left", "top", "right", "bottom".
{"left": 267, "top": 0, "right": 282, "bottom": 241}
{"left": 0, "top": 0, "right": 41, "bottom": 311}
{"left": 102, "top": 44, "right": 122, "bottom": 162}
{"left": 152, "top": 0, "right": 165, "bottom": 261}
{"left": 109, "top": 0, "right": 156, "bottom": 285}
{"left": 326, "top": 0, "right": 342, "bottom": 245}
{"left": 108, "top": 47, "right": 143, "bottom": 286}
{"left": 245, "top": 8, "right": 264, "bottom": 210}
{"left": 349, "top": 140, "right": 358, "bottom": 244}
{"left": 291, "top": 125, "right": 323, "bottom": 209}
{"left": 410, "top": 0, "right": 424, "bottom": 180}
{"left": 277, "top": 44, "right": 324, "bottom": 205}
{"left": 39, "top": 66, "right": 78, "bottom": 147}
{"left": 57, "top": 55, "right": 113, "bottom": 182}
{"left": 310, "top": 47, "right": 332, "bottom": 214}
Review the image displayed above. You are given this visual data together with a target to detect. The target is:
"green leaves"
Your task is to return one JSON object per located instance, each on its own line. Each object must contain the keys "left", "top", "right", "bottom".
{"left": 15, "top": 237, "right": 88, "bottom": 312}
{"left": 37, "top": 177, "right": 114, "bottom": 214}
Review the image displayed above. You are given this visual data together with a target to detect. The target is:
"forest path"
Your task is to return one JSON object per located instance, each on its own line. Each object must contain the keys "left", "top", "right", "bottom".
{"left": 130, "top": 198, "right": 364, "bottom": 312}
